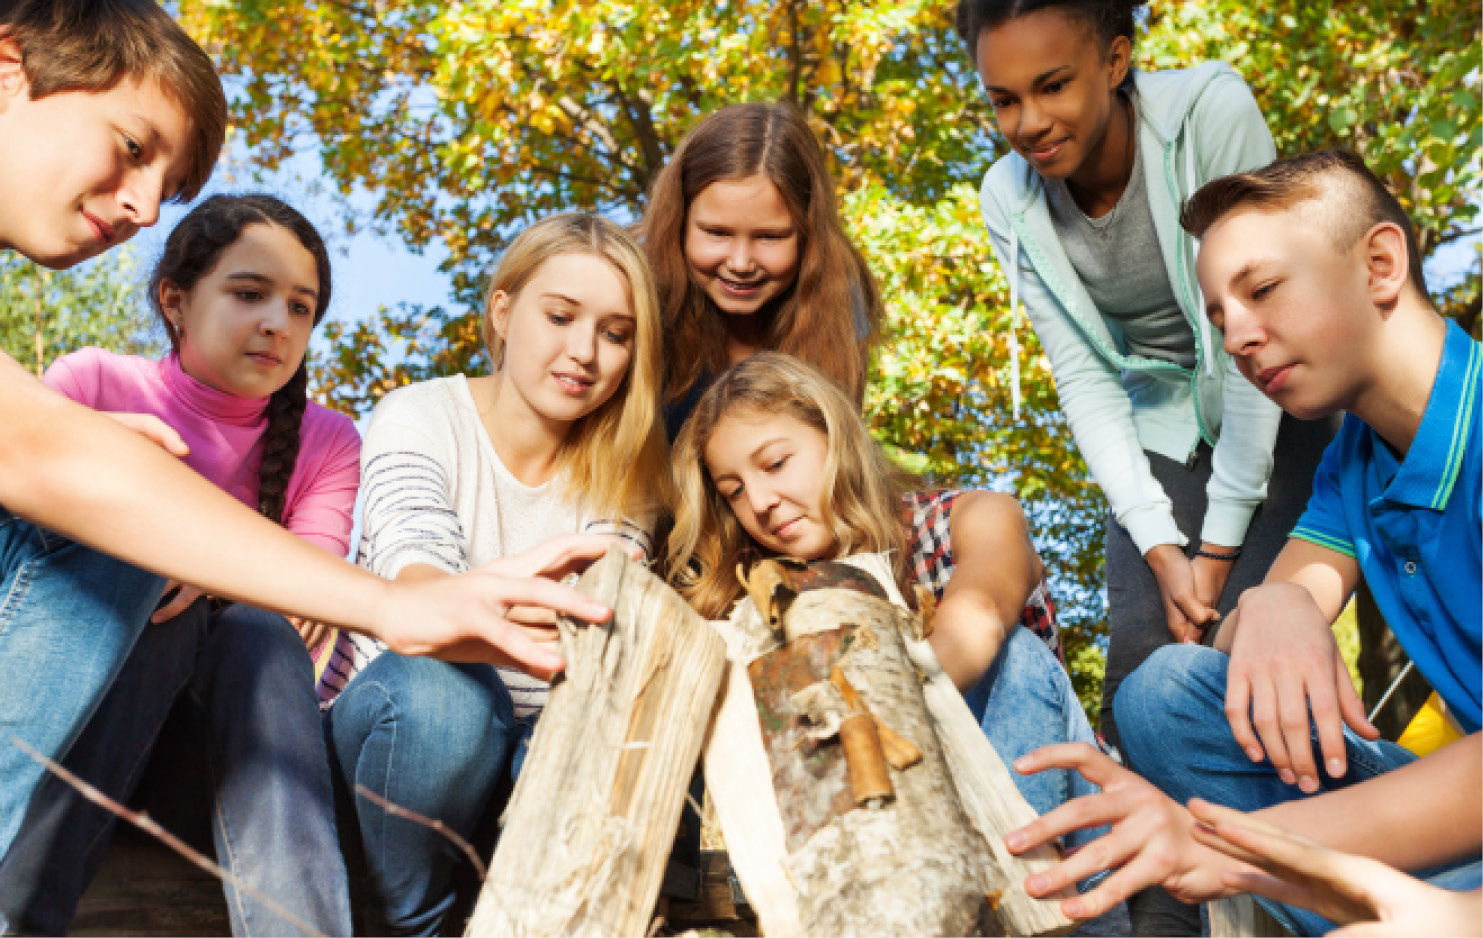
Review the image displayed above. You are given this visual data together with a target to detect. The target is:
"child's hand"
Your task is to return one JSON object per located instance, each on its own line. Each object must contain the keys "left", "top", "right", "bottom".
{"left": 1188, "top": 798, "right": 1483, "bottom": 936}
{"left": 1146, "top": 544, "right": 1220, "bottom": 643}
{"left": 1006, "top": 743, "right": 1247, "bottom": 919}
{"left": 1224, "top": 582, "right": 1377, "bottom": 794}
{"left": 103, "top": 412, "right": 189, "bottom": 458}
{"left": 152, "top": 580, "right": 204, "bottom": 623}
{"left": 370, "top": 533, "right": 624, "bottom": 676}
{"left": 290, "top": 616, "right": 332, "bottom": 652}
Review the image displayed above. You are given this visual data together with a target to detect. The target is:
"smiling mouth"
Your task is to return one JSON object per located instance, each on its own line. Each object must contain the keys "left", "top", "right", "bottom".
{"left": 772, "top": 517, "right": 802, "bottom": 538}
{"left": 247, "top": 351, "right": 282, "bottom": 367}
{"left": 1026, "top": 139, "right": 1067, "bottom": 161}
{"left": 553, "top": 373, "right": 594, "bottom": 394}
{"left": 718, "top": 276, "right": 764, "bottom": 296}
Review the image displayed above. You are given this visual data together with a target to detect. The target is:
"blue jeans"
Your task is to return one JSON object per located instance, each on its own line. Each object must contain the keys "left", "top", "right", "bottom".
{"left": 1116, "top": 644, "right": 1482, "bottom": 936}
{"left": 964, "top": 624, "right": 1106, "bottom": 851}
{"left": 0, "top": 509, "right": 163, "bottom": 864}
{"left": 325, "top": 653, "right": 520, "bottom": 936}
{"left": 0, "top": 598, "right": 350, "bottom": 937}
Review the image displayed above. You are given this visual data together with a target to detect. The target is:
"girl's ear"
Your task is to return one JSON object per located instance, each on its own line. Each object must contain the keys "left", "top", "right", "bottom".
{"left": 1105, "top": 33, "right": 1132, "bottom": 87}
{"left": 488, "top": 290, "right": 512, "bottom": 338}
{"left": 158, "top": 281, "right": 187, "bottom": 336}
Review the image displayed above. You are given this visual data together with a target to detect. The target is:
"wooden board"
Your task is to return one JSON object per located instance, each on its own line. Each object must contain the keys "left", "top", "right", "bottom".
{"left": 466, "top": 548, "right": 728, "bottom": 937}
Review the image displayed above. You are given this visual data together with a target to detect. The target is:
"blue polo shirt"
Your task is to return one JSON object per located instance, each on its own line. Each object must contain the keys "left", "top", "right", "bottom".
{"left": 1291, "top": 321, "right": 1481, "bottom": 734}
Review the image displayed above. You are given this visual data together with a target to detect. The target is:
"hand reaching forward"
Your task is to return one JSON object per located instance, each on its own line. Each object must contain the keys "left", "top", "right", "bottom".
{"left": 369, "top": 534, "right": 629, "bottom": 678}
{"left": 1189, "top": 798, "right": 1483, "bottom": 937}
{"left": 1224, "top": 582, "right": 1377, "bottom": 793}
{"left": 1005, "top": 743, "right": 1249, "bottom": 919}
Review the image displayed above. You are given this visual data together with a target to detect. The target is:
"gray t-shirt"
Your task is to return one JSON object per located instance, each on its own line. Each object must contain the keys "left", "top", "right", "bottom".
{"left": 1046, "top": 93, "right": 1196, "bottom": 368}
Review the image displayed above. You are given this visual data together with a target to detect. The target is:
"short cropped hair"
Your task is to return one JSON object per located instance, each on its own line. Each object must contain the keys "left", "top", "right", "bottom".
{"left": 0, "top": 0, "right": 226, "bottom": 202}
{"left": 1181, "top": 149, "right": 1428, "bottom": 297}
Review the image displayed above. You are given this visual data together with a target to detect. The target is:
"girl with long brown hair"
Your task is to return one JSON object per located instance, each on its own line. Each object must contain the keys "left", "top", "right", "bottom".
{"left": 0, "top": 194, "right": 356, "bottom": 936}
{"left": 641, "top": 102, "right": 884, "bottom": 435}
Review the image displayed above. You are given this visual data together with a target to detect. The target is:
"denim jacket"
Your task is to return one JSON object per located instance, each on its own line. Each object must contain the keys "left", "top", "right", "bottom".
{"left": 979, "top": 62, "right": 1282, "bottom": 553}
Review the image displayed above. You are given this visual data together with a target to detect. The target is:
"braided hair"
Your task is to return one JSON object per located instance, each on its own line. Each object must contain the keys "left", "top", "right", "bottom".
{"left": 148, "top": 194, "right": 332, "bottom": 525}
{"left": 955, "top": 0, "right": 1146, "bottom": 56}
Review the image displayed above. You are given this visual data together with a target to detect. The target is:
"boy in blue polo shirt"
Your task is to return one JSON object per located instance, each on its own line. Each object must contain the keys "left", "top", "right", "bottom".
{"left": 992, "top": 150, "right": 1479, "bottom": 935}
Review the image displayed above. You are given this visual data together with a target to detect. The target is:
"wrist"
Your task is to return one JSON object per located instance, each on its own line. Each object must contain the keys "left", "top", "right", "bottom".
{"left": 1195, "top": 542, "right": 1241, "bottom": 562}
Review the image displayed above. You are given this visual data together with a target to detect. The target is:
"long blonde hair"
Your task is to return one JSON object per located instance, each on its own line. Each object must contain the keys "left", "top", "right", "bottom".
{"left": 482, "top": 213, "right": 672, "bottom": 518}
{"left": 668, "top": 353, "right": 911, "bottom": 618}
{"left": 640, "top": 103, "right": 884, "bottom": 410}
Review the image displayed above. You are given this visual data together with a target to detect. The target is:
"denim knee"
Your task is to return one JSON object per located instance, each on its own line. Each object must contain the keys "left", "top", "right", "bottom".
{"left": 329, "top": 655, "right": 516, "bottom": 797}
{"left": 1113, "top": 643, "right": 1228, "bottom": 781}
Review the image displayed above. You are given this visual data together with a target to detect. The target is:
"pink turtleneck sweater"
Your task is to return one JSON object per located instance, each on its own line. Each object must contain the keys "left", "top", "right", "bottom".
{"left": 44, "top": 348, "right": 362, "bottom": 558}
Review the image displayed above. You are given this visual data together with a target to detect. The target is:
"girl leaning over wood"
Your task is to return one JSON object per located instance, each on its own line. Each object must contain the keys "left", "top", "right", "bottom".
{"left": 318, "top": 213, "right": 669, "bottom": 935}
{"left": 669, "top": 352, "right": 1105, "bottom": 846}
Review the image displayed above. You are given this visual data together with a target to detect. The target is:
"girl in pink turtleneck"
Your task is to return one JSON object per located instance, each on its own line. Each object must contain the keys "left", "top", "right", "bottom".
{"left": 0, "top": 195, "right": 358, "bottom": 936}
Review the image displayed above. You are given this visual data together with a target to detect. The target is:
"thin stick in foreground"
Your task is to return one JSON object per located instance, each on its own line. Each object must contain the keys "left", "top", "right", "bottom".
{"left": 356, "top": 783, "right": 487, "bottom": 881}
{"left": 10, "top": 735, "right": 326, "bottom": 938}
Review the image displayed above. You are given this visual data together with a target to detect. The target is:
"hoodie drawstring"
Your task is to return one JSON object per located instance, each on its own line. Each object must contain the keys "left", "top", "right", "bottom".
{"left": 1008, "top": 230, "right": 1023, "bottom": 421}
{"left": 1185, "top": 132, "right": 1215, "bottom": 377}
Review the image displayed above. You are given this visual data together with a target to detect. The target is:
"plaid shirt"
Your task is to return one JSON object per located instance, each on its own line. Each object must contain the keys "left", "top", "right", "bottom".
{"left": 904, "top": 489, "right": 1063, "bottom": 663}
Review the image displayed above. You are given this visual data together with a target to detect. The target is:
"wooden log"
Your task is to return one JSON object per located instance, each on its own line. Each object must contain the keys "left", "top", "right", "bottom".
{"left": 710, "top": 560, "right": 1009, "bottom": 937}
{"left": 466, "top": 548, "right": 728, "bottom": 938}
{"left": 1209, "top": 895, "right": 1291, "bottom": 937}
{"left": 706, "top": 554, "right": 1076, "bottom": 937}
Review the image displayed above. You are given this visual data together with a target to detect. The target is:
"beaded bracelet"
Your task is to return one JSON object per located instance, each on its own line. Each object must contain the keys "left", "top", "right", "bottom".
{"left": 1195, "top": 547, "right": 1242, "bottom": 562}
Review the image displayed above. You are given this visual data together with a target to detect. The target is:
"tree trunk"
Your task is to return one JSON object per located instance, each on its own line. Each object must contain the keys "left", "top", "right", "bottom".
{"left": 466, "top": 548, "right": 728, "bottom": 937}
{"left": 705, "top": 557, "right": 1075, "bottom": 937}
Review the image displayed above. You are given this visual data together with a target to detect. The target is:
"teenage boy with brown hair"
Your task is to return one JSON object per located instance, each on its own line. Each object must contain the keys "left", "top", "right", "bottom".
{"left": 1001, "top": 150, "right": 1480, "bottom": 936}
{"left": 0, "top": 0, "right": 616, "bottom": 871}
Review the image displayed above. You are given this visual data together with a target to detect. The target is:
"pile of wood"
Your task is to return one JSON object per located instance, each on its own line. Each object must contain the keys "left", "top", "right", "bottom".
{"left": 470, "top": 550, "right": 1075, "bottom": 938}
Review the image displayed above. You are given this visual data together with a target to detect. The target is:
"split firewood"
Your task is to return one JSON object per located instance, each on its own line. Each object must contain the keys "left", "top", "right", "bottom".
{"left": 466, "top": 548, "right": 728, "bottom": 938}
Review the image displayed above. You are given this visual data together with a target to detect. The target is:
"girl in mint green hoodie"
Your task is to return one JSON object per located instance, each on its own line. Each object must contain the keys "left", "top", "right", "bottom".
{"left": 959, "top": 1, "right": 1336, "bottom": 774}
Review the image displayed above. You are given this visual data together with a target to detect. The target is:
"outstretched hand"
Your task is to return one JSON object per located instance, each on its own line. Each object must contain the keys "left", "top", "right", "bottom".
{"left": 1188, "top": 798, "right": 1483, "bottom": 937}
{"left": 371, "top": 534, "right": 637, "bottom": 677}
{"left": 1005, "top": 743, "right": 1247, "bottom": 919}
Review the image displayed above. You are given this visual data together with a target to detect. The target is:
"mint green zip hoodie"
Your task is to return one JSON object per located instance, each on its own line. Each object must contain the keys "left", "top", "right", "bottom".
{"left": 979, "top": 62, "right": 1283, "bottom": 555}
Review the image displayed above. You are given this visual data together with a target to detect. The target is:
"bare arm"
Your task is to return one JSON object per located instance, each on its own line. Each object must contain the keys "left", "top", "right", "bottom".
{"left": 1257, "top": 733, "right": 1481, "bottom": 872}
{"left": 0, "top": 359, "right": 608, "bottom": 669}
{"left": 929, "top": 492, "right": 1040, "bottom": 691}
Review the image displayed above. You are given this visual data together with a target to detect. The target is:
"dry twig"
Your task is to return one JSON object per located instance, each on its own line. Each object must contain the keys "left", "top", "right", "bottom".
{"left": 10, "top": 735, "right": 326, "bottom": 938}
{"left": 354, "top": 783, "right": 487, "bottom": 880}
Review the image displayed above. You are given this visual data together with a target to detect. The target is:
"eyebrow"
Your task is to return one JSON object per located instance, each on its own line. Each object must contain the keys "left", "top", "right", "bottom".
{"left": 748, "top": 436, "right": 791, "bottom": 460}
{"left": 225, "top": 271, "right": 319, "bottom": 300}
{"left": 985, "top": 64, "right": 1071, "bottom": 94}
